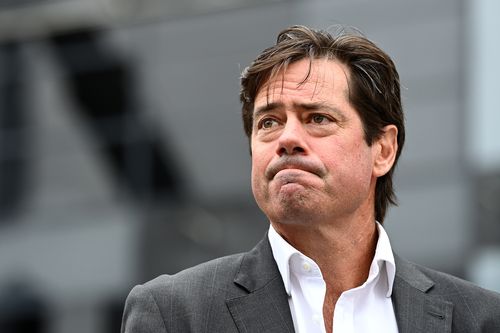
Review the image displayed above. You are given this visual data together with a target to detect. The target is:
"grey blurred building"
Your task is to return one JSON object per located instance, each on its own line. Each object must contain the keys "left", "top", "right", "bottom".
{"left": 0, "top": 0, "right": 499, "bottom": 332}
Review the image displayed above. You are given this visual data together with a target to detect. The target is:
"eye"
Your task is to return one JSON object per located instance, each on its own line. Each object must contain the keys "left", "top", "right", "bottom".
{"left": 311, "top": 114, "right": 331, "bottom": 124}
{"left": 259, "top": 118, "right": 279, "bottom": 129}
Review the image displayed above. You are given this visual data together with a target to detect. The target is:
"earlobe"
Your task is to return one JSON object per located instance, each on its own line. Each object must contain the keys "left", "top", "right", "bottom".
{"left": 373, "top": 125, "right": 398, "bottom": 177}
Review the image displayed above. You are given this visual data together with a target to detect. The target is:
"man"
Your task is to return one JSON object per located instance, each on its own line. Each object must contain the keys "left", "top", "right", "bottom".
{"left": 121, "top": 25, "right": 500, "bottom": 333}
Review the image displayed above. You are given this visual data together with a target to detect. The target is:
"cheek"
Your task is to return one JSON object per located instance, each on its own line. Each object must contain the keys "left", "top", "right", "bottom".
{"left": 321, "top": 141, "right": 373, "bottom": 176}
{"left": 250, "top": 141, "right": 269, "bottom": 171}
{"left": 250, "top": 152, "right": 265, "bottom": 185}
{"left": 250, "top": 144, "right": 274, "bottom": 200}
{"left": 352, "top": 147, "right": 377, "bottom": 184}
{"left": 250, "top": 161, "right": 268, "bottom": 204}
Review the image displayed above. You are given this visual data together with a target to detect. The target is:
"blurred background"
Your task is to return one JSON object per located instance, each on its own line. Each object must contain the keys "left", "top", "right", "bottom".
{"left": 0, "top": 0, "right": 499, "bottom": 332}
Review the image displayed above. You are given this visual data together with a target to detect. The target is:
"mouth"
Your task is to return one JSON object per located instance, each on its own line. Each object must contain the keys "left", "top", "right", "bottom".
{"left": 273, "top": 169, "right": 312, "bottom": 188}
{"left": 265, "top": 157, "right": 324, "bottom": 180}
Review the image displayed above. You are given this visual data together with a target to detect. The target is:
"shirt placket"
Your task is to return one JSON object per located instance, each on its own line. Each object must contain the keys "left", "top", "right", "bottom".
{"left": 299, "top": 257, "right": 326, "bottom": 332}
{"left": 333, "top": 290, "right": 355, "bottom": 333}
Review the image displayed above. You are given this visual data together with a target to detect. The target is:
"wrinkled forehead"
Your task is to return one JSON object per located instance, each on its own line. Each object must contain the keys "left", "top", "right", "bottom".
{"left": 254, "top": 58, "right": 351, "bottom": 107}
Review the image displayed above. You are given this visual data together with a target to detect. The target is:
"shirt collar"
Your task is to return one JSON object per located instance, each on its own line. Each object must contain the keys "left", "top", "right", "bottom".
{"left": 268, "top": 222, "right": 396, "bottom": 298}
{"left": 268, "top": 224, "right": 299, "bottom": 296}
{"left": 372, "top": 222, "right": 396, "bottom": 297}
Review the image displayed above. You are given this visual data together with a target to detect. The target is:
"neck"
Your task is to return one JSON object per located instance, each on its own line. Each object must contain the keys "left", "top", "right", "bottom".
{"left": 271, "top": 214, "right": 378, "bottom": 291}
{"left": 270, "top": 200, "right": 379, "bottom": 333}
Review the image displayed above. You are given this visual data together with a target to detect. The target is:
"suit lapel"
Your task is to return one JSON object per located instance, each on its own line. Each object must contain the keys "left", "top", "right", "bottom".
{"left": 226, "top": 238, "right": 457, "bottom": 333}
{"left": 226, "top": 235, "right": 294, "bottom": 333}
{"left": 392, "top": 256, "right": 453, "bottom": 333}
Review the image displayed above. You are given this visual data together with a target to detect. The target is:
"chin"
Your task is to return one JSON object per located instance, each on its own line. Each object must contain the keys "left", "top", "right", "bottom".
{"left": 271, "top": 199, "right": 320, "bottom": 225}
{"left": 256, "top": 186, "right": 325, "bottom": 224}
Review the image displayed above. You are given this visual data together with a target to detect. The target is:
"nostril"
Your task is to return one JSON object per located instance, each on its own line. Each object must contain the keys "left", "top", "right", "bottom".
{"left": 278, "top": 145, "right": 305, "bottom": 156}
{"left": 278, "top": 147, "right": 288, "bottom": 156}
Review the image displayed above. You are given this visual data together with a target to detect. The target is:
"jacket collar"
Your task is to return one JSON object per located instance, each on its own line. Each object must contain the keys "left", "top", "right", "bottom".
{"left": 392, "top": 255, "right": 453, "bottom": 333}
{"left": 226, "top": 234, "right": 295, "bottom": 333}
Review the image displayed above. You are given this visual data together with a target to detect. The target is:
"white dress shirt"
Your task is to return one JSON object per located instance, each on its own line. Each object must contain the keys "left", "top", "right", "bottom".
{"left": 268, "top": 222, "right": 399, "bottom": 333}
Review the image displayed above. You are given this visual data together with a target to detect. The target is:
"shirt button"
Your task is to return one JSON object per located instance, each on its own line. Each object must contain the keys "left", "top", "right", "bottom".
{"left": 302, "top": 262, "right": 311, "bottom": 272}
{"left": 312, "top": 314, "right": 322, "bottom": 325}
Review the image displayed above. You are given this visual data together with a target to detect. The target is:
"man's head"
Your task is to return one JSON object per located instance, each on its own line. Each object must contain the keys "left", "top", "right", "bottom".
{"left": 240, "top": 25, "right": 404, "bottom": 223}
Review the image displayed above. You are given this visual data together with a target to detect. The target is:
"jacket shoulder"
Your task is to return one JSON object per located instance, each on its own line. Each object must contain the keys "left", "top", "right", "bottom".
{"left": 417, "top": 263, "right": 500, "bottom": 302}
{"left": 122, "top": 253, "right": 247, "bottom": 333}
{"left": 397, "top": 257, "right": 500, "bottom": 331}
{"left": 141, "top": 251, "right": 247, "bottom": 299}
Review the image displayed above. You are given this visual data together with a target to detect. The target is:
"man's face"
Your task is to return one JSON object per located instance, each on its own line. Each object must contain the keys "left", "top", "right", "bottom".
{"left": 250, "top": 58, "right": 380, "bottom": 227}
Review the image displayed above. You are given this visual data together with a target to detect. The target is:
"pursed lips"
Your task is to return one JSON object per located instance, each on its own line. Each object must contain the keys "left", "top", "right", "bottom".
{"left": 265, "top": 157, "right": 325, "bottom": 180}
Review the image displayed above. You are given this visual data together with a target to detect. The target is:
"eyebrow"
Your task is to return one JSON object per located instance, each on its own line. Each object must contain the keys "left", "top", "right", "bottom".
{"left": 253, "top": 102, "right": 282, "bottom": 118}
{"left": 254, "top": 101, "right": 347, "bottom": 122}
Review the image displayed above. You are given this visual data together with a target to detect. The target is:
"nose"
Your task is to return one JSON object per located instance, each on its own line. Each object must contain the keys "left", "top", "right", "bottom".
{"left": 276, "top": 118, "right": 307, "bottom": 156}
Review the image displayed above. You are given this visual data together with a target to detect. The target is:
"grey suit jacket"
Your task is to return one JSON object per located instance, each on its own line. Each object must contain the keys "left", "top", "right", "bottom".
{"left": 121, "top": 235, "right": 500, "bottom": 332}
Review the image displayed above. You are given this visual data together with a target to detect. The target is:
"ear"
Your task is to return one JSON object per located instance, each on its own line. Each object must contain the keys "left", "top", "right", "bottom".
{"left": 372, "top": 125, "right": 398, "bottom": 177}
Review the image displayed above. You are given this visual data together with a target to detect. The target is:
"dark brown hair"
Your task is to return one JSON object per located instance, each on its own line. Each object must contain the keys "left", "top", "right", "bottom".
{"left": 240, "top": 25, "right": 405, "bottom": 223}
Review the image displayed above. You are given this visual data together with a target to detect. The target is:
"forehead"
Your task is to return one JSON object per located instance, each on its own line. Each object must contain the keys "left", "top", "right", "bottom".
{"left": 254, "top": 58, "right": 350, "bottom": 107}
